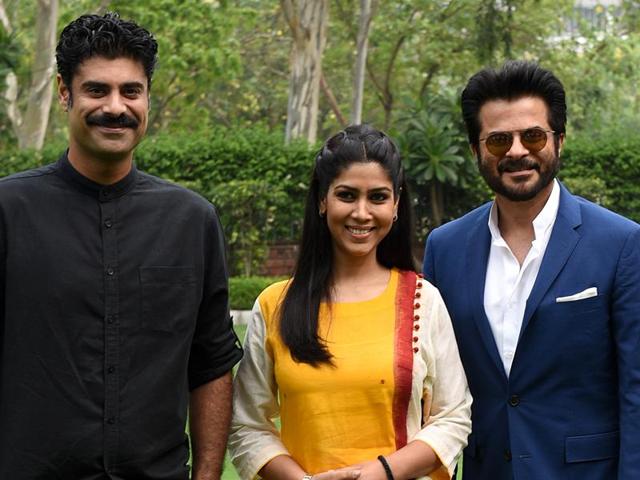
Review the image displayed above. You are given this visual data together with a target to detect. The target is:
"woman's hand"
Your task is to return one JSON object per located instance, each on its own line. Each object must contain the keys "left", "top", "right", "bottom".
{"left": 312, "top": 467, "right": 362, "bottom": 480}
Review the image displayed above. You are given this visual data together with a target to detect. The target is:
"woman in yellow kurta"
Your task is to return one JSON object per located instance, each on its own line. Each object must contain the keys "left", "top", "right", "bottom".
{"left": 229, "top": 125, "right": 471, "bottom": 480}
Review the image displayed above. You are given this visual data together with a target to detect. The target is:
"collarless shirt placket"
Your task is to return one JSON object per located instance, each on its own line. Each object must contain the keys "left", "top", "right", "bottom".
{"left": 99, "top": 186, "right": 120, "bottom": 472}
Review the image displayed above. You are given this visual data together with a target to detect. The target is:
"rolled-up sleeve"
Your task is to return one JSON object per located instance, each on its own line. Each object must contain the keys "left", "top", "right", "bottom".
{"left": 188, "top": 208, "right": 243, "bottom": 390}
{"left": 229, "top": 298, "right": 289, "bottom": 479}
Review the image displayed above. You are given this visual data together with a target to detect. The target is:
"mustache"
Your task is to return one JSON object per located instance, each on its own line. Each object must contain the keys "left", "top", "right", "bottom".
{"left": 498, "top": 157, "right": 540, "bottom": 174}
{"left": 86, "top": 113, "right": 139, "bottom": 129}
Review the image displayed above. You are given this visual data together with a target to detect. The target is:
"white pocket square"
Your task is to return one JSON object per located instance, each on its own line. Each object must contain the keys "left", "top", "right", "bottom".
{"left": 556, "top": 287, "right": 598, "bottom": 303}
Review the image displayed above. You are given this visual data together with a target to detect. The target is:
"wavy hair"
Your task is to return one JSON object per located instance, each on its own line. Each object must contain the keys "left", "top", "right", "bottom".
{"left": 56, "top": 12, "right": 158, "bottom": 91}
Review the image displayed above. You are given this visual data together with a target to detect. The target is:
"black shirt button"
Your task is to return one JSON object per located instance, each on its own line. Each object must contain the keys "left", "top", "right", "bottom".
{"left": 107, "top": 366, "right": 115, "bottom": 374}
{"left": 504, "top": 449, "right": 512, "bottom": 461}
{"left": 106, "top": 417, "right": 116, "bottom": 425}
{"left": 106, "top": 267, "right": 115, "bottom": 276}
{"left": 509, "top": 394, "right": 520, "bottom": 407}
{"left": 106, "top": 315, "right": 114, "bottom": 324}
{"left": 104, "top": 219, "right": 113, "bottom": 228}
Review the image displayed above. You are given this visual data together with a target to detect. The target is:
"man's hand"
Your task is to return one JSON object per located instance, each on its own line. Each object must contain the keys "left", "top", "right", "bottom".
{"left": 190, "top": 373, "right": 233, "bottom": 480}
{"left": 330, "top": 461, "right": 384, "bottom": 480}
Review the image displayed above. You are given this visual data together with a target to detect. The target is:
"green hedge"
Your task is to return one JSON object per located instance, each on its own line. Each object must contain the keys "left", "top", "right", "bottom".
{"left": 1, "top": 128, "right": 314, "bottom": 242}
{"left": 229, "top": 276, "right": 286, "bottom": 310}
{"left": 1, "top": 128, "right": 315, "bottom": 275}
{"left": 135, "top": 128, "right": 314, "bottom": 241}
{"left": 2, "top": 127, "right": 639, "bottom": 238}
{"left": 0, "top": 143, "right": 64, "bottom": 178}
{"left": 560, "top": 130, "right": 640, "bottom": 222}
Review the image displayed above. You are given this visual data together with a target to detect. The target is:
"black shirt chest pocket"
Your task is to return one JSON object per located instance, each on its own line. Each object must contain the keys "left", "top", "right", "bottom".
{"left": 139, "top": 266, "right": 199, "bottom": 333}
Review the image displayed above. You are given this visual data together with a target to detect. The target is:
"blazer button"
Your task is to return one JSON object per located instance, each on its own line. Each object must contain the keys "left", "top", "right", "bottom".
{"left": 504, "top": 449, "right": 512, "bottom": 461}
{"left": 509, "top": 394, "right": 520, "bottom": 407}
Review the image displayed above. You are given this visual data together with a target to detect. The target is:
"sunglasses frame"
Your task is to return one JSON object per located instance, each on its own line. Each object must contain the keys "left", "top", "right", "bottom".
{"left": 479, "top": 127, "right": 556, "bottom": 156}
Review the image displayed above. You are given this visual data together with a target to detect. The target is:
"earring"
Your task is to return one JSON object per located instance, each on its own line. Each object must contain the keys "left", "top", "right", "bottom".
{"left": 319, "top": 210, "right": 325, "bottom": 218}
{"left": 393, "top": 214, "right": 398, "bottom": 222}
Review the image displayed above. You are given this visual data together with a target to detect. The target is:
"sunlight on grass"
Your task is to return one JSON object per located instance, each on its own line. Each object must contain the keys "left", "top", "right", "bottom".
{"left": 223, "top": 323, "right": 247, "bottom": 479}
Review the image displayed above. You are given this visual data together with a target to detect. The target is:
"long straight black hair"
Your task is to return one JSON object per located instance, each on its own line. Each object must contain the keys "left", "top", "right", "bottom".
{"left": 279, "top": 124, "right": 418, "bottom": 366}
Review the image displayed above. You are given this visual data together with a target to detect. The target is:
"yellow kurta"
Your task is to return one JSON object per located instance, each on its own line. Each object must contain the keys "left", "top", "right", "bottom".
{"left": 229, "top": 269, "right": 472, "bottom": 480}
{"left": 271, "top": 271, "right": 399, "bottom": 471}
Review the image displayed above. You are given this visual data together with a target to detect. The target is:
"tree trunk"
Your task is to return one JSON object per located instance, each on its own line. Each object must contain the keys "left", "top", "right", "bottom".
{"left": 281, "top": 0, "right": 329, "bottom": 144}
{"left": 430, "top": 182, "right": 444, "bottom": 227}
{"left": 350, "top": 0, "right": 376, "bottom": 125}
{"left": 2, "top": 0, "right": 58, "bottom": 150}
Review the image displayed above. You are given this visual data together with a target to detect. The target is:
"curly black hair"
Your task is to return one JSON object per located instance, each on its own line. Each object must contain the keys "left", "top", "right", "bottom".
{"left": 56, "top": 12, "right": 158, "bottom": 90}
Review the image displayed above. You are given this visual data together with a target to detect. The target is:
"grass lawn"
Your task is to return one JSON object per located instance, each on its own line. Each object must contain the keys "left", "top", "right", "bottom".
{"left": 222, "top": 323, "right": 246, "bottom": 479}
{"left": 187, "top": 324, "right": 247, "bottom": 479}
{"left": 222, "top": 451, "right": 239, "bottom": 480}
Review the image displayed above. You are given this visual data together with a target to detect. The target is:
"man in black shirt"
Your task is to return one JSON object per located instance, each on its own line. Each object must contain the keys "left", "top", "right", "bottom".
{"left": 0, "top": 13, "right": 243, "bottom": 479}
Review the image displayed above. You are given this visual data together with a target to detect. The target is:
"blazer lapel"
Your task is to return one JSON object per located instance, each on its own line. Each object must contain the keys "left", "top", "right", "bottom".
{"left": 520, "top": 183, "right": 582, "bottom": 337}
{"left": 466, "top": 205, "right": 507, "bottom": 380}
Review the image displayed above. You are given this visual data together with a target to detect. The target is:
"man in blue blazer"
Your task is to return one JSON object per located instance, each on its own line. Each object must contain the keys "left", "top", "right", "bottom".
{"left": 423, "top": 61, "right": 640, "bottom": 479}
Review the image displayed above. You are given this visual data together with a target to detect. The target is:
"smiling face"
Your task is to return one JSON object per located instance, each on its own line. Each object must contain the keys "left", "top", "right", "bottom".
{"left": 475, "top": 96, "right": 564, "bottom": 202}
{"left": 320, "top": 162, "right": 398, "bottom": 265}
{"left": 57, "top": 56, "right": 149, "bottom": 169}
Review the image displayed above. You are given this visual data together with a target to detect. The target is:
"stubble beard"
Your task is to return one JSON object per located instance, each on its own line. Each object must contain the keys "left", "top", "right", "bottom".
{"left": 477, "top": 148, "right": 561, "bottom": 202}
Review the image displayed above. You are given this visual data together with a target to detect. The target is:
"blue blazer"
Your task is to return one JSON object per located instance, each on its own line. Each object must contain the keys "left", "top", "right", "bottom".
{"left": 423, "top": 183, "right": 640, "bottom": 479}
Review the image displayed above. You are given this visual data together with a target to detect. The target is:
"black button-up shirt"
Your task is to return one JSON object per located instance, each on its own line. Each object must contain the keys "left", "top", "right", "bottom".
{"left": 0, "top": 153, "right": 243, "bottom": 479}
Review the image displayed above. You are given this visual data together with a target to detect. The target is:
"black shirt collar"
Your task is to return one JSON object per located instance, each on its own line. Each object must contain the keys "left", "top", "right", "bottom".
{"left": 56, "top": 150, "right": 138, "bottom": 202}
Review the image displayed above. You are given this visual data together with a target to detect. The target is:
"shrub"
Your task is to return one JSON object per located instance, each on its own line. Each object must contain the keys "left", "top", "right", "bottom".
{"left": 212, "top": 179, "right": 287, "bottom": 276}
{"left": 3, "top": 126, "right": 638, "bottom": 259}
{"left": 0, "top": 128, "right": 315, "bottom": 276}
{"left": 560, "top": 129, "right": 640, "bottom": 222}
{"left": 229, "top": 276, "right": 286, "bottom": 310}
{"left": 135, "top": 127, "right": 314, "bottom": 242}
{"left": 0, "top": 143, "right": 63, "bottom": 178}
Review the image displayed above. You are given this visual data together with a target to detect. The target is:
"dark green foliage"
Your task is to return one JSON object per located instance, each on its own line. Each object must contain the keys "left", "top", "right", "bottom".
{"left": 134, "top": 127, "right": 314, "bottom": 243}
{"left": 211, "top": 179, "right": 288, "bottom": 276}
{"left": 134, "top": 128, "right": 314, "bottom": 276}
{"left": 0, "top": 143, "right": 64, "bottom": 178}
{"left": 229, "top": 276, "right": 286, "bottom": 310}
{"left": 400, "top": 90, "right": 491, "bottom": 235}
{"left": 560, "top": 130, "right": 640, "bottom": 222}
{"left": 0, "top": 128, "right": 314, "bottom": 276}
{"left": 2, "top": 126, "right": 638, "bottom": 264}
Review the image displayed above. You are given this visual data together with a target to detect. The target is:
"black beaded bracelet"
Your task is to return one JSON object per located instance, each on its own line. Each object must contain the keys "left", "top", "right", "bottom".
{"left": 377, "top": 455, "right": 395, "bottom": 480}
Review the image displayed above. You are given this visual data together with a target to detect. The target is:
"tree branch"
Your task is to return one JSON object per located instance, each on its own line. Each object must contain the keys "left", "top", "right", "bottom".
{"left": 383, "top": 9, "right": 416, "bottom": 96}
{"left": 321, "top": 72, "right": 347, "bottom": 127}
{"left": 149, "top": 73, "right": 180, "bottom": 129}
{"left": 0, "top": 0, "right": 13, "bottom": 33}
{"left": 366, "top": 8, "right": 417, "bottom": 110}
{"left": 280, "top": 0, "right": 304, "bottom": 45}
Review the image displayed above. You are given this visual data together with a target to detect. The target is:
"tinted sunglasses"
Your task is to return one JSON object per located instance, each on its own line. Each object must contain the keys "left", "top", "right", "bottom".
{"left": 479, "top": 127, "right": 555, "bottom": 157}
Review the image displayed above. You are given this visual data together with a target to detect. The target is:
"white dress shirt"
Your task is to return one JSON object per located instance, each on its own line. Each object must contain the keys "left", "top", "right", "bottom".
{"left": 484, "top": 179, "right": 560, "bottom": 376}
